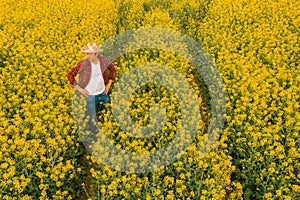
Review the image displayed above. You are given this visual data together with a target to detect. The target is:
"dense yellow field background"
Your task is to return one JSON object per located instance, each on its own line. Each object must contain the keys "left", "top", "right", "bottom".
{"left": 0, "top": 0, "right": 299, "bottom": 199}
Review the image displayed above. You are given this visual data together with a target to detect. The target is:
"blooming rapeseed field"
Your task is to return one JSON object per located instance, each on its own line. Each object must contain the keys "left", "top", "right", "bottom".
{"left": 0, "top": 0, "right": 299, "bottom": 199}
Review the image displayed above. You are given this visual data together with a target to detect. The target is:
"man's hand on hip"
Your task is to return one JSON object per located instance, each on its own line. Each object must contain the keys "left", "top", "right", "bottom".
{"left": 75, "top": 85, "right": 89, "bottom": 96}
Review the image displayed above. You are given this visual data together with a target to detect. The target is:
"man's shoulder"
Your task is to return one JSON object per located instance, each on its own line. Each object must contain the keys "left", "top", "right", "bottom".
{"left": 98, "top": 55, "right": 112, "bottom": 66}
{"left": 98, "top": 55, "right": 109, "bottom": 61}
{"left": 78, "top": 59, "right": 90, "bottom": 67}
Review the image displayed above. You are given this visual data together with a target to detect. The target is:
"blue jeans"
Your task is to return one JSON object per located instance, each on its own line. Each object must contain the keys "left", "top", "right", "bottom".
{"left": 85, "top": 93, "right": 110, "bottom": 127}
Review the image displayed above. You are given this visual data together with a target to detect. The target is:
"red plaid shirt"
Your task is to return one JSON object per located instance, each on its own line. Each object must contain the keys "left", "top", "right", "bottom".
{"left": 67, "top": 56, "right": 116, "bottom": 89}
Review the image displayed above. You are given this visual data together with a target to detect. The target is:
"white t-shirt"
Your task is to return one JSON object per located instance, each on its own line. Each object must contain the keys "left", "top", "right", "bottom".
{"left": 85, "top": 61, "right": 105, "bottom": 95}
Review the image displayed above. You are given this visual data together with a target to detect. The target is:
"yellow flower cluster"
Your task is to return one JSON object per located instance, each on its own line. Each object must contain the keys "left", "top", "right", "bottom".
{"left": 0, "top": 0, "right": 298, "bottom": 199}
{"left": 198, "top": 0, "right": 300, "bottom": 199}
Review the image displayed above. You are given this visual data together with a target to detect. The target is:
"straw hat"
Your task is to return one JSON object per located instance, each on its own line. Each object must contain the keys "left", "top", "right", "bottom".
{"left": 81, "top": 42, "right": 103, "bottom": 53}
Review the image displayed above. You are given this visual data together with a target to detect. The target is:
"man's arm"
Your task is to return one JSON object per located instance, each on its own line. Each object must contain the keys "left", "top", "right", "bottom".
{"left": 104, "top": 59, "right": 116, "bottom": 94}
{"left": 67, "top": 63, "right": 81, "bottom": 86}
{"left": 67, "top": 62, "right": 89, "bottom": 96}
{"left": 104, "top": 79, "right": 113, "bottom": 94}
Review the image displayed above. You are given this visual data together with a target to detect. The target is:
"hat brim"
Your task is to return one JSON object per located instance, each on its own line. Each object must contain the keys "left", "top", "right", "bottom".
{"left": 81, "top": 48, "right": 103, "bottom": 53}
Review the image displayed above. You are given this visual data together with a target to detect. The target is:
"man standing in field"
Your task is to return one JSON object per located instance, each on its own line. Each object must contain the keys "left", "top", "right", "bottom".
{"left": 67, "top": 42, "right": 116, "bottom": 130}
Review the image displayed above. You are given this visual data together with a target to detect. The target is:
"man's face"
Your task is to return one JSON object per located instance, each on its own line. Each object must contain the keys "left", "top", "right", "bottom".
{"left": 86, "top": 53, "right": 97, "bottom": 61}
